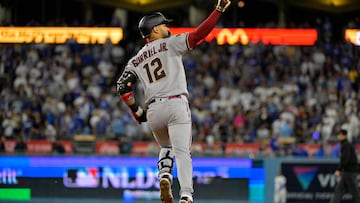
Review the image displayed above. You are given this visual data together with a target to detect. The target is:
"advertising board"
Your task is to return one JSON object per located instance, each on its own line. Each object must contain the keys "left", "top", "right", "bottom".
{"left": 0, "top": 156, "right": 264, "bottom": 202}
{"left": 282, "top": 162, "right": 360, "bottom": 203}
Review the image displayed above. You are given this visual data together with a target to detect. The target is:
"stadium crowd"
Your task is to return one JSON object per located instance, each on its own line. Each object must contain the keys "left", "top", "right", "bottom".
{"left": 0, "top": 14, "right": 360, "bottom": 157}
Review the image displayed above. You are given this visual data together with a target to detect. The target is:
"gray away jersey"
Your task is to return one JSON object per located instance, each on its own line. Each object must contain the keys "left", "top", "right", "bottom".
{"left": 124, "top": 33, "right": 191, "bottom": 104}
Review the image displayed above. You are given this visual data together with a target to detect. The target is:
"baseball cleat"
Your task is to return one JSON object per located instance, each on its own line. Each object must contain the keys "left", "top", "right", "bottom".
{"left": 160, "top": 174, "right": 174, "bottom": 203}
{"left": 179, "top": 196, "right": 193, "bottom": 203}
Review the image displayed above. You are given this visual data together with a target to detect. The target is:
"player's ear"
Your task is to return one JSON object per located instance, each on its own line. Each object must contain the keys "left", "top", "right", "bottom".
{"left": 152, "top": 25, "right": 160, "bottom": 35}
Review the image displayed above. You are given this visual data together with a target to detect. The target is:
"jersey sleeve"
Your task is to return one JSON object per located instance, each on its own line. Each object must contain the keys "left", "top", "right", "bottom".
{"left": 167, "top": 33, "right": 191, "bottom": 55}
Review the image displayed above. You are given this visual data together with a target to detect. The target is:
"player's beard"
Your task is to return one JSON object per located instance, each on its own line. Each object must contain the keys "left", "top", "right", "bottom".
{"left": 165, "top": 31, "right": 171, "bottom": 38}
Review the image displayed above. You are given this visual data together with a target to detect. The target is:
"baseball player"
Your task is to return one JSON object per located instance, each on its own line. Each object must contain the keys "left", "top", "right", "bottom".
{"left": 274, "top": 170, "right": 287, "bottom": 203}
{"left": 116, "top": 0, "right": 231, "bottom": 203}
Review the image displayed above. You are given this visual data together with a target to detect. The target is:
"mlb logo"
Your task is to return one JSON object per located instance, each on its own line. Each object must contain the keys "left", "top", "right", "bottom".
{"left": 63, "top": 168, "right": 99, "bottom": 188}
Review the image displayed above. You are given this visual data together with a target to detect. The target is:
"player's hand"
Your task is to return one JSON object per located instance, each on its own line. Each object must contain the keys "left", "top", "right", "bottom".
{"left": 130, "top": 105, "right": 147, "bottom": 124}
{"left": 334, "top": 170, "right": 341, "bottom": 177}
{"left": 216, "top": 0, "right": 231, "bottom": 13}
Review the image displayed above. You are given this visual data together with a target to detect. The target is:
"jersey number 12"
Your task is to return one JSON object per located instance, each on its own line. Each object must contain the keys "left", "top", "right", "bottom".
{"left": 143, "top": 57, "right": 166, "bottom": 83}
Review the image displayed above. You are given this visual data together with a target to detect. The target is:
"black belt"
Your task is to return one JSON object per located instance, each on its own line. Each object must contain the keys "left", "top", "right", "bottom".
{"left": 148, "top": 95, "right": 182, "bottom": 105}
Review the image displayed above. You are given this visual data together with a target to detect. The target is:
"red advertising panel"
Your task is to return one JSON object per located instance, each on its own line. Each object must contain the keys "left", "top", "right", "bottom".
{"left": 170, "top": 28, "right": 318, "bottom": 46}
{"left": 95, "top": 141, "right": 119, "bottom": 155}
{"left": 225, "top": 143, "right": 261, "bottom": 157}
{"left": 3, "top": 140, "right": 17, "bottom": 153}
{"left": 131, "top": 141, "right": 160, "bottom": 156}
{"left": 25, "top": 141, "right": 53, "bottom": 154}
{"left": 2, "top": 140, "right": 72, "bottom": 154}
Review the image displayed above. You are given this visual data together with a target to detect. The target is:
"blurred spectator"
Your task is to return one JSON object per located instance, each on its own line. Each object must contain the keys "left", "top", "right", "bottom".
{"left": 119, "top": 136, "right": 133, "bottom": 154}
{"left": 14, "top": 137, "right": 27, "bottom": 153}
{"left": 53, "top": 141, "right": 65, "bottom": 154}
{"left": 29, "top": 112, "right": 44, "bottom": 140}
{"left": 330, "top": 143, "right": 341, "bottom": 158}
{"left": 110, "top": 109, "right": 125, "bottom": 139}
{"left": 257, "top": 123, "right": 270, "bottom": 140}
{"left": 315, "top": 143, "right": 326, "bottom": 157}
{"left": 2, "top": 111, "right": 18, "bottom": 140}
{"left": 44, "top": 120, "right": 57, "bottom": 142}
{"left": 0, "top": 137, "right": 4, "bottom": 153}
{"left": 279, "top": 120, "right": 294, "bottom": 138}
{"left": 270, "top": 135, "right": 281, "bottom": 156}
{"left": 289, "top": 143, "right": 308, "bottom": 157}
{"left": 315, "top": 142, "right": 334, "bottom": 158}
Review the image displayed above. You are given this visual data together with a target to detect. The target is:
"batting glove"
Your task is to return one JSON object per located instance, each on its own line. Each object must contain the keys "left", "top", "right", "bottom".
{"left": 216, "top": 0, "right": 231, "bottom": 13}
{"left": 130, "top": 104, "right": 147, "bottom": 124}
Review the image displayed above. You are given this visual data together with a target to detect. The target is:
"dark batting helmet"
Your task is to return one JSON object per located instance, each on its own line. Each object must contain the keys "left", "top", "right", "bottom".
{"left": 138, "top": 12, "right": 173, "bottom": 39}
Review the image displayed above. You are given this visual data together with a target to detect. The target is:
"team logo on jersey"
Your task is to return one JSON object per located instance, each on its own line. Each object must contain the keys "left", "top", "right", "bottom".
{"left": 293, "top": 166, "right": 318, "bottom": 190}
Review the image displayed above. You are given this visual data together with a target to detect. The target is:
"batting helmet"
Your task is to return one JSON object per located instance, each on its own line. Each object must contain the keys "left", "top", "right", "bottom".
{"left": 138, "top": 12, "right": 173, "bottom": 39}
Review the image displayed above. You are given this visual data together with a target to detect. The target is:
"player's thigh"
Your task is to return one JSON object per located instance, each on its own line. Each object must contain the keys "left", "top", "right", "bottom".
{"left": 147, "top": 105, "right": 171, "bottom": 147}
{"left": 167, "top": 98, "right": 192, "bottom": 149}
{"left": 167, "top": 98, "right": 191, "bottom": 124}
